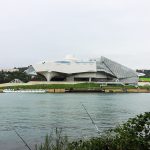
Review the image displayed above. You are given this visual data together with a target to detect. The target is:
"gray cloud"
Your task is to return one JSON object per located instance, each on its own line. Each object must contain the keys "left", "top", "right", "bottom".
{"left": 0, "top": 0, "right": 150, "bottom": 69}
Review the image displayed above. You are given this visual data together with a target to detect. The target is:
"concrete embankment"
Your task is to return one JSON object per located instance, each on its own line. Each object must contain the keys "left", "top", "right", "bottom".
{"left": 46, "top": 88, "right": 150, "bottom": 93}
{"left": 126, "top": 88, "right": 150, "bottom": 93}
{"left": 104, "top": 88, "right": 150, "bottom": 93}
{"left": 67, "top": 89, "right": 105, "bottom": 93}
{"left": 47, "top": 89, "right": 65, "bottom": 93}
{"left": 46, "top": 88, "right": 105, "bottom": 93}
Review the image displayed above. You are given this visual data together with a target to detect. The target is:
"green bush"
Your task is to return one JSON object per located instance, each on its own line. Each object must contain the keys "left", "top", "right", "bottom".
{"left": 35, "top": 112, "right": 150, "bottom": 150}
{"left": 112, "top": 112, "right": 150, "bottom": 150}
{"left": 35, "top": 128, "right": 68, "bottom": 150}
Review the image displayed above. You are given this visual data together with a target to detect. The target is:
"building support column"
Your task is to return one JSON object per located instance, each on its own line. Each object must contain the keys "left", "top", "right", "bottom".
{"left": 46, "top": 73, "right": 51, "bottom": 82}
{"left": 41, "top": 72, "right": 52, "bottom": 82}
{"left": 89, "top": 77, "right": 92, "bottom": 82}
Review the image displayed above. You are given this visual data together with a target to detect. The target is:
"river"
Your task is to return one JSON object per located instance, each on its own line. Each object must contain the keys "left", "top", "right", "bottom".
{"left": 0, "top": 93, "right": 150, "bottom": 150}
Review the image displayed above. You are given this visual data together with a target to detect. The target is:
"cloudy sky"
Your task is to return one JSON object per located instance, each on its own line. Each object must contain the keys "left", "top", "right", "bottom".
{"left": 0, "top": 0, "right": 150, "bottom": 69}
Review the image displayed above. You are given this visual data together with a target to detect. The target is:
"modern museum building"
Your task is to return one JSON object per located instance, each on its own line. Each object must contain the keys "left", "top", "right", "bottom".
{"left": 25, "top": 56, "right": 138, "bottom": 84}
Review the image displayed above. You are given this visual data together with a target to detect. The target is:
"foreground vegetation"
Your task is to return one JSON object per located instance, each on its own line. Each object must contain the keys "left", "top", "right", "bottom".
{"left": 35, "top": 112, "right": 150, "bottom": 150}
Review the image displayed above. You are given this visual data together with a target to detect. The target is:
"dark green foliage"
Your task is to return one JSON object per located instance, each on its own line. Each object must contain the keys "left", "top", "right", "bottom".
{"left": 0, "top": 71, "right": 30, "bottom": 83}
{"left": 112, "top": 112, "right": 150, "bottom": 150}
{"left": 0, "top": 69, "right": 46, "bottom": 83}
{"left": 35, "top": 112, "right": 150, "bottom": 150}
{"left": 137, "top": 69, "right": 150, "bottom": 77}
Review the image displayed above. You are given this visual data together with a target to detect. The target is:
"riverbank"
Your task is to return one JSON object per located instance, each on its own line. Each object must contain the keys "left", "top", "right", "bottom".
{"left": 0, "top": 82, "right": 150, "bottom": 93}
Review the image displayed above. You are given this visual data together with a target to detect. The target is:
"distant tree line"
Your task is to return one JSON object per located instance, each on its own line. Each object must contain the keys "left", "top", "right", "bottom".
{"left": 136, "top": 69, "right": 150, "bottom": 77}
{"left": 0, "top": 67, "right": 46, "bottom": 84}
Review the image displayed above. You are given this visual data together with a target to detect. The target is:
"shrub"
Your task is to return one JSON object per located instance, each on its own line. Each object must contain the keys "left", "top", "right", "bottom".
{"left": 35, "top": 112, "right": 150, "bottom": 150}
{"left": 112, "top": 112, "right": 150, "bottom": 150}
{"left": 35, "top": 128, "right": 68, "bottom": 150}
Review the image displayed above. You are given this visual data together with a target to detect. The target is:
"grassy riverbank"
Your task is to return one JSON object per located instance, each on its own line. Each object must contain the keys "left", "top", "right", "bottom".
{"left": 0, "top": 82, "right": 143, "bottom": 89}
{"left": 0, "top": 82, "right": 150, "bottom": 93}
{"left": 0, "top": 83, "right": 100, "bottom": 89}
{"left": 139, "top": 77, "right": 150, "bottom": 82}
{"left": 35, "top": 112, "right": 150, "bottom": 150}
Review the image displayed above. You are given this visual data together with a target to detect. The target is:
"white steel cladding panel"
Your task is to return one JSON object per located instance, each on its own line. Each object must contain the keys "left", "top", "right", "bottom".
{"left": 33, "top": 61, "right": 97, "bottom": 74}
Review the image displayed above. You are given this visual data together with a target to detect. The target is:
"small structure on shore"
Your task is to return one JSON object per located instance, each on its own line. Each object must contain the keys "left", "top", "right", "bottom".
{"left": 10, "top": 79, "right": 24, "bottom": 83}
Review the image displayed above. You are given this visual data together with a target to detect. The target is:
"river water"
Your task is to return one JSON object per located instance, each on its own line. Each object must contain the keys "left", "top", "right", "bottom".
{"left": 0, "top": 93, "right": 150, "bottom": 150}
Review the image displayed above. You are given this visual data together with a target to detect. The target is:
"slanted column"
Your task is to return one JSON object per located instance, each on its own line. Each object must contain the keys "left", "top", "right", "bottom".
{"left": 41, "top": 72, "right": 52, "bottom": 82}
{"left": 89, "top": 77, "right": 92, "bottom": 82}
{"left": 46, "top": 73, "right": 51, "bottom": 82}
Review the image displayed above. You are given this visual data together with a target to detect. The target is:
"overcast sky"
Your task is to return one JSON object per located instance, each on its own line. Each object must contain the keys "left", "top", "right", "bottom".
{"left": 0, "top": 0, "right": 150, "bottom": 69}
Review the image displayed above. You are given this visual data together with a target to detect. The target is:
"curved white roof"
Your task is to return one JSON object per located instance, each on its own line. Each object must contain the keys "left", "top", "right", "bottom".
{"left": 32, "top": 60, "right": 97, "bottom": 74}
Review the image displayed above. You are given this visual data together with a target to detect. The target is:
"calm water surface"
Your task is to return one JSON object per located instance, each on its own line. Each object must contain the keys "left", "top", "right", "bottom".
{"left": 0, "top": 93, "right": 150, "bottom": 150}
